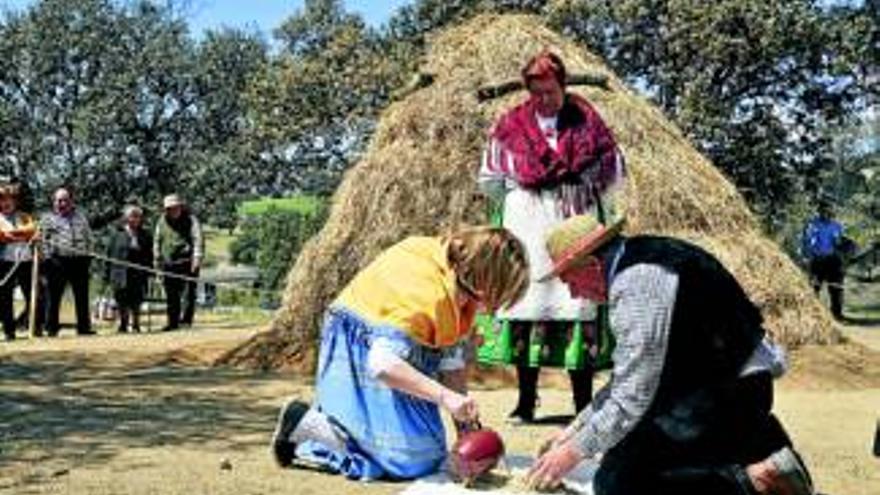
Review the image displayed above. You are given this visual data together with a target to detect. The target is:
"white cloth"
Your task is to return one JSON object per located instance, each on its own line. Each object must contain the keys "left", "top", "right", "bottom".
{"left": 367, "top": 337, "right": 467, "bottom": 379}
{"left": 535, "top": 113, "right": 559, "bottom": 149}
{"left": 400, "top": 455, "right": 596, "bottom": 495}
{"left": 496, "top": 187, "right": 597, "bottom": 320}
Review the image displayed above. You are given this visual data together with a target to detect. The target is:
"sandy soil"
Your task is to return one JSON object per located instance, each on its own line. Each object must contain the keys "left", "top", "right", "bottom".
{"left": 1, "top": 322, "right": 878, "bottom": 495}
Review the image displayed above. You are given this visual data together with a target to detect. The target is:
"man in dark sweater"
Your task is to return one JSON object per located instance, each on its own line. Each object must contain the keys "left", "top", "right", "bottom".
{"left": 526, "top": 214, "right": 814, "bottom": 495}
{"left": 153, "top": 194, "right": 204, "bottom": 332}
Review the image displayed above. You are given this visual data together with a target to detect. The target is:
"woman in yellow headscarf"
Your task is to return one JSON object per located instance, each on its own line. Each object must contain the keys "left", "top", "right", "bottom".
{"left": 271, "top": 226, "right": 529, "bottom": 481}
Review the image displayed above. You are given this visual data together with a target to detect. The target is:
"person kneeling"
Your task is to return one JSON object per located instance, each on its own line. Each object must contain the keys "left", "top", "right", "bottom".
{"left": 271, "top": 227, "right": 528, "bottom": 481}
{"left": 527, "top": 214, "right": 815, "bottom": 495}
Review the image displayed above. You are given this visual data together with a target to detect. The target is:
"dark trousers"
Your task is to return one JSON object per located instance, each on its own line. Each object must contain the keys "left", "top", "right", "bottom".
{"left": 163, "top": 262, "right": 198, "bottom": 329}
{"left": 114, "top": 283, "right": 145, "bottom": 332}
{"left": 809, "top": 255, "right": 844, "bottom": 319}
{"left": 45, "top": 256, "right": 92, "bottom": 335}
{"left": 594, "top": 373, "right": 794, "bottom": 495}
{"left": 1, "top": 261, "right": 40, "bottom": 339}
{"left": 511, "top": 321, "right": 594, "bottom": 414}
{"left": 515, "top": 365, "right": 593, "bottom": 413}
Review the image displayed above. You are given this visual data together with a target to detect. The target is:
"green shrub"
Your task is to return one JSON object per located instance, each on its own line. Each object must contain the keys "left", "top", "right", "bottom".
{"left": 229, "top": 200, "right": 328, "bottom": 307}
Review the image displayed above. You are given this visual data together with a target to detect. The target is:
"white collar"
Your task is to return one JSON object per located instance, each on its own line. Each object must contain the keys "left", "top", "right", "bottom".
{"left": 535, "top": 112, "right": 558, "bottom": 130}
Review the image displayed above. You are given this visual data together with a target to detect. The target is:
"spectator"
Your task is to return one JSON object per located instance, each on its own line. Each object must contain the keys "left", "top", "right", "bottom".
{"left": 801, "top": 200, "right": 847, "bottom": 320}
{"left": 105, "top": 205, "right": 153, "bottom": 333}
{"left": 154, "top": 194, "right": 204, "bottom": 331}
{"left": 0, "top": 183, "right": 38, "bottom": 340}
{"left": 41, "top": 187, "right": 94, "bottom": 337}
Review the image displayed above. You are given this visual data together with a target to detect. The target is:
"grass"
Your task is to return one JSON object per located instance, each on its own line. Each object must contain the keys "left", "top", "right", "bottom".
{"left": 238, "top": 196, "right": 324, "bottom": 217}
{"left": 203, "top": 227, "right": 238, "bottom": 268}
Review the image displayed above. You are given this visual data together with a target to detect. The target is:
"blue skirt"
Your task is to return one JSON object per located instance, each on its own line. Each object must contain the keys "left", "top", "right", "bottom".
{"left": 296, "top": 307, "right": 449, "bottom": 480}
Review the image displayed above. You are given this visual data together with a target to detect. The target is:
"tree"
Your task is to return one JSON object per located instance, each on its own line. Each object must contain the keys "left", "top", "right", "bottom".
{"left": 243, "top": 0, "right": 405, "bottom": 195}
{"left": 547, "top": 0, "right": 876, "bottom": 227}
{"left": 0, "top": 0, "right": 200, "bottom": 224}
{"left": 0, "top": 0, "right": 267, "bottom": 229}
{"left": 182, "top": 27, "right": 268, "bottom": 229}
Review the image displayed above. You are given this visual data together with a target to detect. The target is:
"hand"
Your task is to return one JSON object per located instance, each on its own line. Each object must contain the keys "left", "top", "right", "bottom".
{"left": 191, "top": 259, "right": 201, "bottom": 272}
{"left": 526, "top": 441, "right": 585, "bottom": 492}
{"left": 439, "top": 389, "right": 479, "bottom": 424}
{"left": 536, "top": 427, "right": 572, "bottom": 457}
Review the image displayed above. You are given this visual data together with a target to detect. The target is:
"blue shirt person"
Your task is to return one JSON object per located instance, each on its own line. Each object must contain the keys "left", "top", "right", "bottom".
{"left": 801, "top": 202, "right": 847, "bottom": 319}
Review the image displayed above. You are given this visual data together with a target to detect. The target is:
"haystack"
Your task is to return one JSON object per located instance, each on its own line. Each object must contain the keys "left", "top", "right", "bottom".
{"left": 221, "top": 14, "right": 839, "bottom": 372}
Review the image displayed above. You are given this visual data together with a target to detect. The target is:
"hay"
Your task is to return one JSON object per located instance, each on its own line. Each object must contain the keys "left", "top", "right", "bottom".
{"left": 219, "top": 14, "right": 839, "bottom": 372}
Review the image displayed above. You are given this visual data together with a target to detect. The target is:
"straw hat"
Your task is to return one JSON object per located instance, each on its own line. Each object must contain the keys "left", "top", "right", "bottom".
{"left": 539, "top": 214, "right": 626, "bottom": 281}
{"left": 163, "top": 194, "right": 184, "bottom": 209}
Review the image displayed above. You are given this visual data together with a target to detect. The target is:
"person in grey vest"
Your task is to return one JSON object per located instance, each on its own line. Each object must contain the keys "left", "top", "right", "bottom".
{"left": 41, "top": 187, "right": 94, "bottom": 337}
{"left": 154, "top": 194, "right": 203, "bottom": 331}
{"left": 527, "top": 214, "right": 814, "bottom": 495}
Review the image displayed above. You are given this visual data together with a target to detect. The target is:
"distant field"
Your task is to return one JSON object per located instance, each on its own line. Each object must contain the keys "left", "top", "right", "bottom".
{"left": 238, "top": 196, "right": 324, "bottom": 217}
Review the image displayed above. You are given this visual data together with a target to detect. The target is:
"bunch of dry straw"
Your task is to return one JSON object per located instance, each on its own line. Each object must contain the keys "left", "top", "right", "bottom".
{"left": 220, "top": 14, "right": 838, "bottom": 371}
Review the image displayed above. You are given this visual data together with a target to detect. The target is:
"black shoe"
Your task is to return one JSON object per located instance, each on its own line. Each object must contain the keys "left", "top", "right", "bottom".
{"left": 161, "top": 325, "right": 178, "bottom": 332}
{"left": 77, "top": 329, "right": 96, "bottom": 336}
{"left": 506, "top": 405, "right": 535, "bottom": 425}
{"left": 3, "top": 333, "right": 14, "bottom": 342}
{"left": 271, "top": 398, "right": 310, "bottom": 468}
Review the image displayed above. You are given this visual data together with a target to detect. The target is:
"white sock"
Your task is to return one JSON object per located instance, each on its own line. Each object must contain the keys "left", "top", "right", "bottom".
{"left": 289, "top": 408, "right": 347, "bottom": 451}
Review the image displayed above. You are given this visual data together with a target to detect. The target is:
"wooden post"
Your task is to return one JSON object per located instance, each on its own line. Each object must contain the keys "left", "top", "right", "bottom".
{"left": 28, "top": 242, "right": 40, "bottom": 338}
{"left": 476, "top": 73, "right": 610, "bottom": 102}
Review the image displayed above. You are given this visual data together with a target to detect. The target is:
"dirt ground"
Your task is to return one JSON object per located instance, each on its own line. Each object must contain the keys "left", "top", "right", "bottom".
{"left": 1, "top": 318, "right": 878, "bottom": 495}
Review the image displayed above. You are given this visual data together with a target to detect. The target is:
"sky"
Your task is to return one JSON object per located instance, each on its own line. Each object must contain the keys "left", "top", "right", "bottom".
{"left": 0, "top": 1, "right": 414, "bottom": 35}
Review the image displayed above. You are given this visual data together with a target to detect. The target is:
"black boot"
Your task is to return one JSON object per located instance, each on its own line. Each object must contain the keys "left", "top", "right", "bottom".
{"left": 271, "top": 398, "right": 310, "bottom": 467}
{"left": 117, "top": 310, "right": 129, "bottom": 333}
{"left": 569, "top": 366, "right": 593, "bottom": 414}
{"left": 508, "top": 365, "right": 538, "bottom": 424}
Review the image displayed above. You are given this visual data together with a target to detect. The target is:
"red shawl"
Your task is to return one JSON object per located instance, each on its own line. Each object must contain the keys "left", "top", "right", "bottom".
{"left": 487, "top": 93, "right": 623, "bottom": 215}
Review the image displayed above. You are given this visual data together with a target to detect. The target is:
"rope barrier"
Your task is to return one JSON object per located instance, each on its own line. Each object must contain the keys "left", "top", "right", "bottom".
{"left": 0, "top": 257, "right": 23, "bottom": 287}
{"left": 37, "top": 239, "right": 284, "bottom": 297}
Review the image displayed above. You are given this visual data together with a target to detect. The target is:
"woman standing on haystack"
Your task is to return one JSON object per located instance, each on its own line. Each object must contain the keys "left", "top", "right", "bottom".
{"left": 478, "top": 50, "right": 626, "bottom": 423}
{"left": 270, "top": 227, "right": 529, "bottom": 480}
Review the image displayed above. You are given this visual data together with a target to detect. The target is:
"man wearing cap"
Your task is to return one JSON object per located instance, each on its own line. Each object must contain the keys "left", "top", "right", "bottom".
{"left": 526, "top": 215, "right": 815, "bottom": 495}
{"left": 154, "top": 194, "right": 204, "bottom": 331}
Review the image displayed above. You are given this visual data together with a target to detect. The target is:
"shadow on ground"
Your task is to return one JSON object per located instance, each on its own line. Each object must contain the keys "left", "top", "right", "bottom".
{"left": 0, "top": 353, "right": 286, "bottom": 483}
{"left": 842, "top": 315, "right": 880, "bottom": 326}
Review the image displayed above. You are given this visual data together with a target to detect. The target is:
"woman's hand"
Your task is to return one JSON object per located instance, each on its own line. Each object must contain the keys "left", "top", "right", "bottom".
{"left": 439, "top": 389, "right": 479, "bottom": 424}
